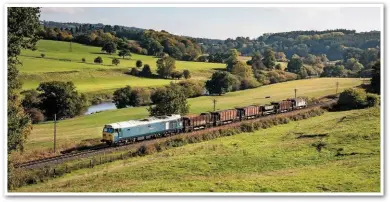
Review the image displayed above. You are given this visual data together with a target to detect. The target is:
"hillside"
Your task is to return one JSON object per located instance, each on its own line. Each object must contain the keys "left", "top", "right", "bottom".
{"left": 14, "top": 106, "right": 380, "bottom": 192}
{"left": 11, "top": 78, "right": 362, "bottom": 162}
{"left": 19, "top": 40, "right": 224, "bottom": 94}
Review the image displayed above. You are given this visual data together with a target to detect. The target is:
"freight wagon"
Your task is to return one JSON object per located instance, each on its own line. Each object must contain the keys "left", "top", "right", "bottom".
{"left": 182, "top": 113, "right": 213, "bottom": 132}
{"left": 210, "top": 109, "right": 238, "bottom": 126}
{"left": 261, "top": 104, "right": 275, "bottom": 115}
{"left": 101, "top": 114, "right": 182, "bottom": 145}
{"left": 236, "top": 105, "right": 261, "bottom": 120}
{"left": 271, "top": 100, "right": 293, "bottom": 113}
{"left": 289, "top": 98, "right": 307, "bottom": 109}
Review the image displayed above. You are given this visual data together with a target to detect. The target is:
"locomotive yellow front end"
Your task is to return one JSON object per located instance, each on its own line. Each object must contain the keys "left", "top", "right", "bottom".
{"left": 101, "top": 125, "right": 114, "bottom": 145}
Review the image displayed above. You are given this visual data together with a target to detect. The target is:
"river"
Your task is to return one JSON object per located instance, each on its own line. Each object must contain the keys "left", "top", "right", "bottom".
{"left": 84, "top": 101, "right": 117, "bottom": 115}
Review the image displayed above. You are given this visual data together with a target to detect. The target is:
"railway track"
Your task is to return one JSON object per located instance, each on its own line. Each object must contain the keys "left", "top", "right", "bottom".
{"left": 14, "top": 98, "right": 336, "bottom": 169}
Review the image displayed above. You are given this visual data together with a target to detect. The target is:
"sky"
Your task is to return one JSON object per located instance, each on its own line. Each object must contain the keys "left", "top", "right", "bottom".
{"left": 40, "top": 7, "right": 381, "bottom": 40}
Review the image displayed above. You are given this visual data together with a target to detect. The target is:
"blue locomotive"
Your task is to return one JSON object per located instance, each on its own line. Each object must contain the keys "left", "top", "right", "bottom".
{"left": 101, "top": 114, "right": 182, "bottom": 145}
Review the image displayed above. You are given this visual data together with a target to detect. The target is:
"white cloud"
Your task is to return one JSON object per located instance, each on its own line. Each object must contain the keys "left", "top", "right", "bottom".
{"left": 41, "top": 7, "right": 84, "bottom": 14}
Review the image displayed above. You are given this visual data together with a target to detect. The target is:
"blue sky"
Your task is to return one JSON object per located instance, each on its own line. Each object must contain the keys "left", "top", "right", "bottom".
{"left": 40, "top": 7, "right": 381, "bottom": 39}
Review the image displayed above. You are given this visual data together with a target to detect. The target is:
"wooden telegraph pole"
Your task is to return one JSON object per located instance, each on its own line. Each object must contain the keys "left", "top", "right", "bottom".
{"left": 294, "top": 88, "right": 297, "bottom": 99}
{"left": 336, "top": 81, "right": 339, "bottom": 94}
{"left": 54, "top": 114, "right": 57, "bottom": 153}
{"left": 213, "top": 99, "right": 217, "bottom": 112}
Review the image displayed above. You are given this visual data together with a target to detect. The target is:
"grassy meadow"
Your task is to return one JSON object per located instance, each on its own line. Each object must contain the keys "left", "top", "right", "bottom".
{"left": 19, "top": 40, "right": 225, "bottom": 93}
{"left": 12, "top": 78, "right": 362, "bottom": 161}
{"left": 14, "top": 106, "right": 380, "bottom": 192}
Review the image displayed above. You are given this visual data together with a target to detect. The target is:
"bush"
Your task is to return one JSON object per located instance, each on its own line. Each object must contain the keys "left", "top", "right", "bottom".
{"left": 366, "top": 93, "right": 380, "bottom": 107}
{"left": 112, "top": 58, "right": 120, "bottom": 66}
{"left": 275, "top": 63, "right": 282, "bottom": 70}
{"left": 94, "top": 56, "right": 103, "bottom": 64}
{"left": 140, "top": 64, "right": 152, "bottom": 77}
{"left": 183, "top": 70, "right": 191, "bottom": 79}
{"left": 40, "top": 53, "right": 45, "bottom": 58}
{"left": 129, "top": 67, "right": 139, "bottom": 76}
{"left": 81, "top": 58, "right": 86, "bottom": 63}
{"left": 136, "top": 60, "right": 143, "bottom": 68}
{"left": 171, "top": 71, "right": 183, "bottom": 80}
{"left": 240, "top": 77, "right": 260, "bottom": 90}
{"left": 26, "top": 108, "right": 45, "bottom": 124}
{"left": 337, "top": 88, "right": 367, "bottom": 109}
{"left": 178, "top": 80, "right": 204, "bottom": 98}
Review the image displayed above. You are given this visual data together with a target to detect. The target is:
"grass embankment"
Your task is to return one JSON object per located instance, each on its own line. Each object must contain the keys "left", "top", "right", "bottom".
{"left": 14, "top": 106, "right": 380, "bottom": 192}
{"left": 19, "top": 40, "right": 225, "bottom": 93}
{"left": 10, "top": 77, "right": 362, "bottom": 163}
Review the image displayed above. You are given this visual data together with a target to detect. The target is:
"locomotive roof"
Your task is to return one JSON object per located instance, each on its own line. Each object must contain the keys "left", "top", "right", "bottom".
{"left": 106, "top": 114, "right": 181, "bottom": 129}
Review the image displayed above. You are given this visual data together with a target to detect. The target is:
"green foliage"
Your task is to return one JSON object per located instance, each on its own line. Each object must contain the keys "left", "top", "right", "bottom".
{"left": 25, "top": 108, "right": 45, "bottom": 124}
{"left": 170, "top": 71, "right": 183, "bottom": 80}
{"left": 275, "top": 52, "right": 287, "bottom": 62}
{"left": 205, "top": 71, "right": 239, "bottom": 95}
{"left": 303, "top": 54, "right": 319, "bottom": 65}
{"left": 183, "top": 69, "right": 191, "bottom": 79}
{"left": 81, "top": 58, "right": 86, "bottom": 63}
{"left": 370, "top": 61, "right": 380, "bottom": 94}
{"left": 287, "top": 58, "right": 304, "bottom": 74}
{"left": 112, "top": 58, "right": 120, "bottom": 66}
{"left": 321, "top": 65, "right": 346, "bottom": 77}
{"left": 130, "top": 88, "right": 152, "bottom": 107}
{"left": 112, "top": 86, "right": 132, "bottom": 108}
{"left": 129, "top": 67, "right": 139, "bottom": 76}
{"left": 366, "top": 93, "right": 380, "bottom": 107}
{"left": 136, "top": 60, "right": 143, "bottom": 68}
{"left": 345, "top": 58, "right": 364, "bottom": 72}
{"left": 275, "top": 63, "right": 282, "bottom": 70}
{"left": 101, "top": 41, "right": 117, "bottom": 54}
{"left": 40, "top": 53, "right": 45, "bottom": 58}
{"left": 21, "top": 89, "right": 41, "bottom": 110}
{"left": 225, "top": 49, "right": 240, "bottom": 72}
{"left": 337, "top": 88, "right": 367, "bottom": 109}
{"left": 298, "top": 67, "right": 308, "bottom": 79}
{"left": 94, "top": 56, "right": 103, "bottom": 64}
{"left": 231, "top": 61, "right": 252, "bottom": 78}
{"left": 178, "top": 80, "right": 205, "bottom": 98}
{"left": 140, "top": 64, "right": 152, "bottom": 77}
{"left": 148, "top": 83, "right": 189, "bottom": 116}
{"left": 262, "top": 48, "right": 276, "bottom": 69}
{"left": 118, "top": 49, "right": 131, "bottom": 59}
{"left": 156, "top": 56, "right": 176, "bottom": 78}
{"left": 8, "top": 7, "right": 41, "bottom": 153}
{"left": 37, "top": 81, "right": 88, "bottom": 120}
{"left": 240, "top": 77, "right": 260, "bottom": 90}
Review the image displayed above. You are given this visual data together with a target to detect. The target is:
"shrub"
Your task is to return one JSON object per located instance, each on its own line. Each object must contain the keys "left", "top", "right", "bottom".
{"left": 178, "top": 80, "right": 204, "bottom": 98}
{"left": 129, "top": 67, "right": 139, "bottom": 76}
{"left": 183, "top": 69, "right": 191, "bottom": 79}
{"left": 40, "top": 53, "right": 45, "bottom": 58}
{"left": 240, "top": 77, "right": 260, "bottom": 90}
{"left": 112, "top": 58, "right": 120, "bottom": 66}
{"left": 337, "top": 88, "right": 367, "bottom": 109}
{"left": 140, "top": 64, "right": 152, "bottom": 77}
{"left": 81, "top": 58, "right": 86, "bottom": 63}
{"left": 136, "top": 60, "right": 143, "bottom": 68}
{"left": 366, "top": 93, "right": 380, "bottom": 107}
{"left": 26, "top": 108, "right": 45, "bottom": 124}
{"left": 275, "top": 63, "right": 282, "bottom": 70}
{"left": 94, "top": 56, "right": 103, "bottom": 64}
{"left": 171, "top": 71, "right": 183, "bottom": 80}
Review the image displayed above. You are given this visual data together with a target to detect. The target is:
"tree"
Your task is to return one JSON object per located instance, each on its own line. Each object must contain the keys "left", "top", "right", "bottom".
{"left": 205, "top": 71, "right": 238, "bottom": 95}
{"left": 113, "top": 86, "right": 151, "bottom": 108}
{"left": 183, "top": 69, "right": 191, "bottom": 79}
{"left": 94, "top": 56, "right": 103, "bottom": 64}
{"left": 118, "top": 49, "right": 131, "bottom": 59}
{"left": 286, "top": 57, "right": 304, "bottom": 74}
{"left": 345, "top": 58, "right": 364, "bottom": 72}
{"left": 303, "top": 54, "right": 317, "bottom": 65}
{"left": 231, "top": 61, "right": 252, "bottom": 78}
{"left": 136, "top": 60, "right": 143, "bottom": 68}
{"left": 338, "top": 88, "right": 367, "bottom": 109}
{"left": 129, "top": 67, "right": 139, "bottom": 76}
{"left": 275, "top": 63, "right": 282, "bottom": 70}
{"left": 112, "top": 86, "right": 132, "bottom": 108}
{"left": 37, "top": 81, "right": 87, "bottom": 120}
{"left": 371, "top": 61, "right": 380, "bottom": 94}
{"left": 25, "top": 108, "right": 45, "bottom": 124}
{"left": 156, "top": 56, "right": 176, "bottom": 78}
{"left": 171, "top": 71, "right": 183, "bottom": 80}
{"left": 226, "top": 49, "right": 240, "bottom": 72}
{"left": 140, "top": 64, "right": 152, "bottom": 77}
{"left": 275, "top": 52, "right": 287, "bottom": 61}
{"left": 8, "top": 7, "right": 41, "bottom": 153}
{"left": 148, "top": 83, "right": 189, "bottom": 116}
{"left": 21, "top": 90, "right": 40, "bottom": 111}
{"left": 262, "top": 48, "right": 276, "bottom": 69}
{"left": 40, "top": 53, "right": 45, "bottom": 58}
{"left": 112, "top": 58, "right": 120, "bottom": 66}
{"left": 101, "top": 41, "right": 117, "bottom": 54}
{"left": 81, "top": 58, "right": 86, "bottom": 63}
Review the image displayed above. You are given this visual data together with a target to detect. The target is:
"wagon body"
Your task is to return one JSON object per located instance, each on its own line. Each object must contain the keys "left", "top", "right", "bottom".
{"left": 261, "top": 104, "right": 275, "bottom": 115}
{"left": 289, "top": 98, "right": 307, "bottom": 109}
{"left": 272, "top": 100, "right": 293, "bottom": 112}
{"left": 183, "top": 113, "right": 213, "bottom": 132}
{"left": 237, "top": 105, "right": 260, "bottom": 120}
{"left": 211, "top": 109, "right": 238, "bottom": 126}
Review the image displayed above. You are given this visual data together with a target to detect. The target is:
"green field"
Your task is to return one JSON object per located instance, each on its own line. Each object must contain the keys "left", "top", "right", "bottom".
{"left": 19, "top": 40, "right": 225, "bottom": 93}
{"left": 12, "top": 78, "right": 362, "bottom": 161}
{"left": 15, "top": 106, "right": 380, "bottom": 192}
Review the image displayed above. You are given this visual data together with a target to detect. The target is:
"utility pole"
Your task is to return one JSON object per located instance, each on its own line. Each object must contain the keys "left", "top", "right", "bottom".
{"left": 54, "top": 114, "right": 57, "bottom": 153}
{"left": 294, "top": 88, "right": 297, "bottom": 99}
{"left": 213, "top": 99, "right": 217, "bottom": 112}
{"left": 336, "top": 81, "right": 339, "bottom": 94}
{"left": 69, "top": 40, "right": 72, "bottom": 52}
